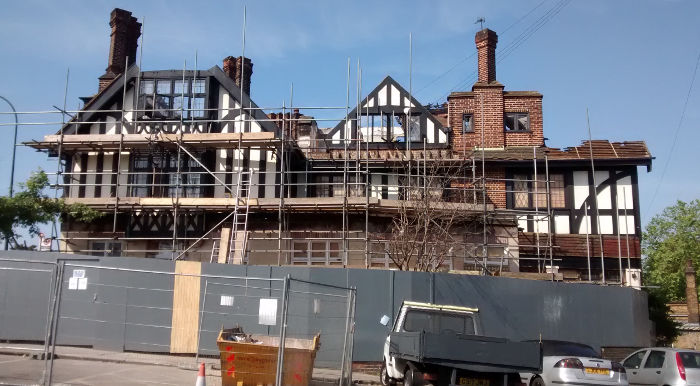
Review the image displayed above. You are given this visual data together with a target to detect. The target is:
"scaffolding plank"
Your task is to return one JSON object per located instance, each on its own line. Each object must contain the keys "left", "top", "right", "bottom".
{"left": 27, "top": 131, "right": 278, "bottom": 151}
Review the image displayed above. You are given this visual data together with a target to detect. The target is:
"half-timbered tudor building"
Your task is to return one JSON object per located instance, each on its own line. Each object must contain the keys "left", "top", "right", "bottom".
{"left": 28, "top": 9, "right": 652, "bottom": 283}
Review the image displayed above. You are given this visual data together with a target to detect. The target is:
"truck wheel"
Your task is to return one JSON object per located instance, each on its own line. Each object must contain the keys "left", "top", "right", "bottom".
{"left": 403, "top": 367, "right": 415, "bottom": 386}
{"left": 380, "top": 362, "right": 395, "bottom": 385}
{"left": 531, "top": 376, "right": 545, "bottom": 386}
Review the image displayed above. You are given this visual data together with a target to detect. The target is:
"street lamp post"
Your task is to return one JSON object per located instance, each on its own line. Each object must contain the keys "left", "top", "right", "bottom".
{"left": 0, "top": 95, "right": 19, "bottom": 250}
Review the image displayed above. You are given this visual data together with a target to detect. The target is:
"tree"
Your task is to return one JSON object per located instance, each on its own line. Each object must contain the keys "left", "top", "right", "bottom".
{"left": 645, "top": 288, "right": 680, "bottom": 346}
{"left": 643, "top": 199, "right": 700, "bottom": 301}
{"left": 383, "top": 162, "right": 477, "bottom": 272}
{"left": 0, "top": 169, "right": 103, "bottom": 249}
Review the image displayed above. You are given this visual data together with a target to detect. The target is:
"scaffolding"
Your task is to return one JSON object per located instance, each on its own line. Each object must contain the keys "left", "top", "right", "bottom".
{"left": 0, "top": 11, "right": 638, "bottom": 284}
{"left": 11, "top": 93, "right": 562, "bottom": 278}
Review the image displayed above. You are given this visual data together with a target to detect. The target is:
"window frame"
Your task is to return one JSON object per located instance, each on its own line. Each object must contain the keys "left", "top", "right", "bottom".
{"left": 510, "top": 173, "right": 566, "bottom": 210}
{"left": 623, "top": 350, "right": 647, "bottom": 369}
{"left": 642, "top": 350, "right": 666, "bottom": 369}
{"left": 129, "top": 151, "right": 207, "bottom": 198}
{"left": 291, "top": 239, "right": 343, "bottom": 266}
{"left": 90, "top": 241, "right": 122, "bottom": 257}
{"left": 504, "top": 112, "right": 530, "bottom": 132}
{"left": 462, "top": 113, "right": 474, "bottom": 133}
{"left": 137, "top": 77, "right": 208, "bottom": 121}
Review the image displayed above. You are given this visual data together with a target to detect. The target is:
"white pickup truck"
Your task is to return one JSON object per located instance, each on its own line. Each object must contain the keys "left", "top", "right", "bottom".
{"left": 380, "top": 301, "right": 542, "bottom": 386}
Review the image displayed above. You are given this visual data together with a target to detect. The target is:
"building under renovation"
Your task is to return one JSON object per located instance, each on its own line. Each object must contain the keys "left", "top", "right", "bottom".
{"left": 26, "top": 9, "right": 652, "bottom": 283}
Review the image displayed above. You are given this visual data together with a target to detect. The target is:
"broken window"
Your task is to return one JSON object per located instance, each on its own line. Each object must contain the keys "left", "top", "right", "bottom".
{"left": 462, "top": 113, "right": 473, "bottom": 133}
{"left": 359, "top": 113, "right": 389, "bottom": 142}
{"left": 504, "top": 112, "right": 529, "bottom": 132}
{"left": 394, "top": 114, "right": 421, "bottom": 142}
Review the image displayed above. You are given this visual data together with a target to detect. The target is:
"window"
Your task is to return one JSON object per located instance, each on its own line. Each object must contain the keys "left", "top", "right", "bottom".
{"left": 540, "top": 341, "right": 600, "bottom": 358}
{"left": 403, "top": 310, "right": 475, "bottom": 335}
{"left": 678, "top": 352, "right": 700, "bottom": 368}
{"left": 129, "top": 151, "right": 206, "bottom": 198}
{"left": 511, "top": 173, "right": 565, "bottom": 209}
{"left": 291, "top": 240, "right": 342, "bottom": 265}
{"left": 359, "top": 114, "right": 389, "bottom": 142}
{"left": 138, "top": 78, "right": 207, "bottom": 120}
{"left": 393, "top": 114, "right": 421, "bottom": 142}
{"left": 462, "top": 113, "right": 473, "bottom": 133}
{"left": 313, "top": 174, "right": 364, "bottom": 198}
{"left": 90, "top": 241, "right": 122, "bottom": 257}
{"left": 643, "top": 350, "right": 665, "bottom": 368}
{"left": 623, "top": 350, "right": 647, "bottom": 369}
{"left": 504, "top": 112, "right": 529, "bottom": 132}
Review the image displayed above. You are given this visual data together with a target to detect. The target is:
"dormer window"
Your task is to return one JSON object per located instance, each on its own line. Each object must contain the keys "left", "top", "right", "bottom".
{"left": 138, "top": 78, "right": 207, "bottom": 120}
{"left": 504, "top": 112, "right": 529, "bottom": 132}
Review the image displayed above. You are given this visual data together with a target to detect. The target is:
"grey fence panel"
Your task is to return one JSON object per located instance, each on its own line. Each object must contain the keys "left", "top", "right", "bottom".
{"left": 0, "top": 261, "right": 54, "bottom": 341}
{"left": 348, "top": 269, "right": 392, "bottom": 362}
{"left": 0, "top": 251, "right": 653, "bottom": 364}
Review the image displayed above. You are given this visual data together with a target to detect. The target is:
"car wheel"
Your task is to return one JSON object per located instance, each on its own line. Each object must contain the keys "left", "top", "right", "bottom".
{"left": 403, "top": 367, "right": 415, "bottom": 386}
{"left": 531, "top": 376, "right": 545, "bottom": 386}
{"left": 380, "top": 362, "right": 395, "bottom": 385}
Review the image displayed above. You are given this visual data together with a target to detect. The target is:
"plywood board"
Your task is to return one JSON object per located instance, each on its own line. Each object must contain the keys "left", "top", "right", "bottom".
{"left": 170, "top": 260, "right": 201, "bottom": 353}
{"left": 218, "top": 227, "right": 231, "bottom": 264}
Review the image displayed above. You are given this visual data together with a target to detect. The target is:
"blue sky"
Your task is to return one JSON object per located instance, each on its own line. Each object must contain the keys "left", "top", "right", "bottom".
{"left": 0, "top": 0, "right": 698, "bottom": 237}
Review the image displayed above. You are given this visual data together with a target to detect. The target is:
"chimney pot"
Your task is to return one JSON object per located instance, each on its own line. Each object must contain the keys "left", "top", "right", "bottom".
{"left": 475, "top": 28, "right": 498, "bottom": 84}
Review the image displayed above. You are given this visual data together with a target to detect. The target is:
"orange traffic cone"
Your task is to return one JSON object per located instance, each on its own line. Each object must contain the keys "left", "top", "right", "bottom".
{"left": 195, "top": 362, "right": 206, "bottom": 386}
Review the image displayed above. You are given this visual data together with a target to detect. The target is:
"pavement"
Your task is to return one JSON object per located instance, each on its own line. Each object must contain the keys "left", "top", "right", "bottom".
{"left": 0, "top": 344, "right": 380, "bottom": 385}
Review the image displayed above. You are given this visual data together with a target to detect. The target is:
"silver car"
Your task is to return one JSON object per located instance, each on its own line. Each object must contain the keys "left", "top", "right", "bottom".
{"left": 622, "top": 348, "right": 700, "bottom": 386}
{"left": 520, "top": 340, "right": 628, "bottom": 386}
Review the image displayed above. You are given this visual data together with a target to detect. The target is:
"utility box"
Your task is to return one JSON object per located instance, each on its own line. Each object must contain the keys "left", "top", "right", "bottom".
{"left": 216, "top": 328, "right": 320, "bottom": 386}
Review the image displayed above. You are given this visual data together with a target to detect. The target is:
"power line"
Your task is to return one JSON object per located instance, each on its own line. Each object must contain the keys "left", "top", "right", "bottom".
{"left": 644, "top": 49, "right": 700, "bottom": 220}
{"left": 448, "top": 0, "right": 571, "bottom": 97}
{"left": 432, "top": 0, "right": 571, "bottom": 104}
{"left": 414, "top": 0, "right": 548, "bottom": 99}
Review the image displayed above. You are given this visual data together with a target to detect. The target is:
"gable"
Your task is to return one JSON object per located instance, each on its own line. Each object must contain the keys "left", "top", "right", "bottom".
{"left": 328, "top": 76, "right": 448, "bottom": 148}
{"left": 59, "top": 64, "right": 279, "bottom": 136}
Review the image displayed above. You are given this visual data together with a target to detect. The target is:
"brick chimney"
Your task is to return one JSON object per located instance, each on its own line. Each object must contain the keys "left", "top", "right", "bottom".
{"left": 98, "top": 9, "right": 141, "bottom": 92}
{"left": 475, "top": 28, "right": 498, "bottom": 84}
{"left": 223, "top": 56, "right": 253, "bottom": 96}
{"left": 686, "top": 260, "right": 699, "bottom": 324}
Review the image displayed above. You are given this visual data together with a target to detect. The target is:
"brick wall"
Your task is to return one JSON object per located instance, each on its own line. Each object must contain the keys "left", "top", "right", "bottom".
{"left": 448, "top": 91, "right": 544, "bottom": 150}
{"left": 504, "top": 94, "right": 544, "bottom": 146}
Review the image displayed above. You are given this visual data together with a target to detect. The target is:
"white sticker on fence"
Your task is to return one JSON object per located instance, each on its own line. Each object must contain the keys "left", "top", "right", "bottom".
{"left": 220, "top": 295, "right": 234, "bottom": 307}
{"left": 69, "top": 277, "right": 88, "bottom": 290}
{"left": 258, "top": 298, "right": 278, "bottom": 325}
{"left": 72, "top": 269, "right": 86, "bottom": 278}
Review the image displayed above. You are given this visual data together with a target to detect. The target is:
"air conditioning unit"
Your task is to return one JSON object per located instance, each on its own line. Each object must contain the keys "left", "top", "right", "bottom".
{"left": 625, "top": 268, "right": 642, "bottom": 289}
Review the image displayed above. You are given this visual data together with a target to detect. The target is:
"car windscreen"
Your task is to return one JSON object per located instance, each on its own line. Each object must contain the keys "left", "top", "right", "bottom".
{"left": 403, "top": 309, "right": 475, "bottom": 335}
{"left": 541, "top": 341, "right": 600, "bottom": 358}
{"left": 679, "top": 352, "right": 700, "bottom": 368}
